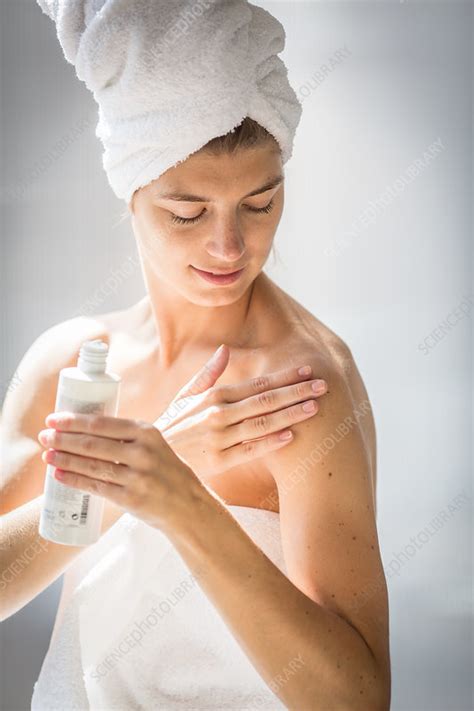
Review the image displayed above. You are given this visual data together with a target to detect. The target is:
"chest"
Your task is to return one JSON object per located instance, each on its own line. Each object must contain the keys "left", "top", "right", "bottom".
{"left": 111, "top": 356, "right": 280, "bottom": 513}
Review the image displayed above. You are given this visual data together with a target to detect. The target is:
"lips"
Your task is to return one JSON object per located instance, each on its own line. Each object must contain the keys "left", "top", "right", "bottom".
{"left": 191, "top": 265, "right": 245, "bottom": 285}
{"left": 198, "top": 267, "right": 243, "bottom": 275}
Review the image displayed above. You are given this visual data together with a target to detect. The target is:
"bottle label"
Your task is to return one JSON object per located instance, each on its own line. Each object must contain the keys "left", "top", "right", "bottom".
{"left": 43, "top": 392, "right": 116, "bottom": 537}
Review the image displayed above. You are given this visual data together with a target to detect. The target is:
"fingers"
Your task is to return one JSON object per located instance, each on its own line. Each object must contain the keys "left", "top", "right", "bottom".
{"left": 44, "top": 412, "right": 139, "bottom": 440}
{"left": 52, "top": 467, "right": 128, "bottom": 505}
{"left": 42, "top": 448, "right": 128, "bottom": 486}
{"left": 220, "top": 429, "right": 296, "bottom": 470}
{"left": 39, "top": 413, "right": 148, "bottom": 467}
{"left": 38, "top": 427, "right": 134, "bottom": 467}
{"left": 225, "top": 397, "right": 320, "bottom": 448}
{"left": 220, "top": 364, "right": 318, "bottom": 404}
{"left": 176, "top": 344, "right": 230, "bottom": 398}
{"left": 225, "top": 377, "right": 327, "bottom": 425}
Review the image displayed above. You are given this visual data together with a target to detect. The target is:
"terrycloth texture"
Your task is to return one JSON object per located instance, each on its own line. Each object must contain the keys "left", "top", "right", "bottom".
{"left": 31, "top": 506, "right": 288, "bottom": 710}
{"left": 35, "top": 0, "right": 302, "bottom": 205}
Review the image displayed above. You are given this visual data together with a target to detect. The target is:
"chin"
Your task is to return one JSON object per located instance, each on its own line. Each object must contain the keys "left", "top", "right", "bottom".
{"left": 188, "top": 289, "right": 247, "bottom": 307}
{"left": 188, "top": 271, "right": 256, "bottom": 305}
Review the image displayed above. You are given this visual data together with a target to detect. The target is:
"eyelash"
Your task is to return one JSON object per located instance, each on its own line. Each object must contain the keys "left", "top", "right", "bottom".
{"left": 170, "top": 199, "right": 275, "bottom": 225}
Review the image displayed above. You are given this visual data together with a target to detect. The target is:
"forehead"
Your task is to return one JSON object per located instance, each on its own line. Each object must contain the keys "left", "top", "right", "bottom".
{"left": 151, "top": 144, "right": 283, "bottom": 198}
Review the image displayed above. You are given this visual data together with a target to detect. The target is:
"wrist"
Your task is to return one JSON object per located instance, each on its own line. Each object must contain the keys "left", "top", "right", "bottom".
{"left": 160, "top": 470, "right": 221, "bottom": 540}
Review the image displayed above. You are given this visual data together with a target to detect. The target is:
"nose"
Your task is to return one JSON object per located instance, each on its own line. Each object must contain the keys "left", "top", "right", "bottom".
{"left": 205, "top": 221, "right": 246, "bottom": 263}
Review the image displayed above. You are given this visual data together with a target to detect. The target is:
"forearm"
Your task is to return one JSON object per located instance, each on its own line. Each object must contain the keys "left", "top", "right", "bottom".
{"left": 164, "top": 485, "right": 388, "bottom": 711}
{"left": 0, "top": 495, "right": 120, "bottom": 621}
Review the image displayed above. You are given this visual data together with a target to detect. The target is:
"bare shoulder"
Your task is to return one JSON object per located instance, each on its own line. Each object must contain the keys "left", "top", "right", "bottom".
{"left": 0, "top": 303, "right": 141, "bottom": 514}
{"left": 260, "top": 323, "right": 390, "bottom": 696}
{"left": 1, "top": 315, "right": 108, "bottom": 429}
{"left": 257, "top": 278, "right": 377, "bottom": 506}
{"left": 1, "top": 296, "right": 149, "bottom": 420}
{"left": 256, "top": 273, "right": 355, "bottom": 373}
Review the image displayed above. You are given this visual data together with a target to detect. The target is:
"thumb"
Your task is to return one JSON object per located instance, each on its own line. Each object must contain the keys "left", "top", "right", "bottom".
{"left": 177, "top": 344, "right": 230, "bottom": 398}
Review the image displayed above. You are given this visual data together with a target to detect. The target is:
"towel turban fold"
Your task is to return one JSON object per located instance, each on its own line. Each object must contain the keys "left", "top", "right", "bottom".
{"left": 36, "top": 0, "right": 302, "bottom": 204}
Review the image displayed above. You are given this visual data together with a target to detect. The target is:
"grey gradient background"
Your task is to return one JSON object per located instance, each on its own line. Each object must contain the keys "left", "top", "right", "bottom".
{"left": 0, "top": 1, "right": 472, "bottom": 710}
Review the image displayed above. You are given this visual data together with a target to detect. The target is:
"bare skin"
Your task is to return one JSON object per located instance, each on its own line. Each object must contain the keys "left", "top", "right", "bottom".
{"left": 35, "top": 269, "right": 377, "bottom": 661}
{"left": 1, "top": 142, "right": 387, "bottom": 705}
{"left": 23, "top": 141, "right": 375, "bottom": 519}
{"left": 96, "top": 140, "right": 377, "bottom": 515}
{"left": 83, "top": 277, "right": 376, "bottom": 516}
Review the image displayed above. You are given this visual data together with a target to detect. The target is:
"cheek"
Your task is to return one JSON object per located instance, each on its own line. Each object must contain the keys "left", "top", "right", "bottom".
{"left": 254, "top": 213, "right": 280, "bottom": 248}
{"left": 134, "top": 210, "right": 172, "bottom": 253}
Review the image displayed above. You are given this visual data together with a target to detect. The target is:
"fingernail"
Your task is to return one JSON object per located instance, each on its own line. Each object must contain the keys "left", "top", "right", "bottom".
{"left": 213, "top": 344, "right": 225, "bottom": 358}
{"left": 279, "top": 430, "right": 293, "bottom": 440}
{"left": 311, "top": 380, "right": 326, "bottom": 394}
{"left": 298, "top": 365, "right": 312, "bottom": 376}
{"left": 302, "top": 400, "right": 316, "bottom": 412}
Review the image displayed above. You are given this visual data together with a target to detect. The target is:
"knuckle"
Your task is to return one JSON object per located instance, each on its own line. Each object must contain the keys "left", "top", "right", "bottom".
{"left": 214, "top": 385, "right": 229, "bottom": 403}
{"left": 105, "top": 461, "right": 118, "bottom": 478}
{"left": 253, "top": 414, "right": 268, "bottom": 432}
{"left": 207, "top": 404, "right": 225, "bottom": 426}
{"left": 89, "top": 414, "right": 105, "bottom": 432}
{"left": 136, "top": 420, "right": 154, "bottom": 442}
{"left": 205, "top": 387, "right": 222, "bottom": 405}
{"left": 251, "top": 375, "right": 269, "bottom": 393}
{"left": 135, "top": 470, "right": 154, "bottom": 497}
{"left": 256, "top": 390, "right": 275, "bottom": 409}
{"left": 58, "top": 413, "right": 75, "bottom": 428}
{"left": 59, "top": 452, "right": 70, "bottom": 469}
{"left": 294, "top": 382, "right": 307, "bottom": 399}
{"left": 92, "top": 479, "right": 108, "bottom": 497}
{"left": 81, "top": 435, "right": 95, "bottom": 453}
{"left": 242, "top": 440, "right": 255, "bottom": 457}
{"left": 89, "top": 458, "right": 103, "bottom": 475}
{"left": 134, "top": 442, "right": 154, "bottom": 470}
{"left": 89, "top": 459, "right": 101, "bottom": 474}
{"left": 290, "top": 403, "right": 302, "bottom": 418}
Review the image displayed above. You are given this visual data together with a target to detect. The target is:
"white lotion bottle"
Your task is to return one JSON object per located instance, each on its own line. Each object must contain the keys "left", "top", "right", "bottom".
{"left": 39, "top": 339, "right": 121, "bottom": 546}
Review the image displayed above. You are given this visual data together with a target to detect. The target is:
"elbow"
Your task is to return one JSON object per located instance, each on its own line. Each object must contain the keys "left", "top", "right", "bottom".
{"left": 362, "top": 686, "right": 391, "bottom": 711}
{"left": 340, "top": 682, "right": 390, "bottom": 711}
{"left": 374, "top": 675, "right": 391, "bottom": 711}
{"left": 334, "top": 644, "right": 391, "bottom": 711}
{"left": 371, "top": 649, "right": 391, "bottom": 711}
{"left": 350, "top": 658, "right": 391, "bottom": 711}
{"left": 283, "top": 655, "right": 390, "bottom": 711}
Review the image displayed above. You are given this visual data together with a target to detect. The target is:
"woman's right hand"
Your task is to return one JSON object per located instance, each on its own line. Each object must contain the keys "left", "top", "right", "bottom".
{"left": 153, "top": 344, "right": 328, "bottom": 478}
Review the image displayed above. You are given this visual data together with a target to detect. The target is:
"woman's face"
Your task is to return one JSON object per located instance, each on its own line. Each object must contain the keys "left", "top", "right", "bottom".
{"left": 129, "top": 143, "right": 284, "bottom": 306}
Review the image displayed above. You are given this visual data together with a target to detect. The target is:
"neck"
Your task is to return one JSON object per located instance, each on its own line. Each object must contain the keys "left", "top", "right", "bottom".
{"left": 141, "top": 271, "right": 265, "bottom": 368}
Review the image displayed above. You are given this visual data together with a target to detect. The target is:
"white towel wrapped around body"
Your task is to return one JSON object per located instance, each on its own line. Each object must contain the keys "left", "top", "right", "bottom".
{"left": 35, "top": 0, "right": 302, "bottom": 205}
{"left": 31, "top": 506, "right": 289, "bottom": 710}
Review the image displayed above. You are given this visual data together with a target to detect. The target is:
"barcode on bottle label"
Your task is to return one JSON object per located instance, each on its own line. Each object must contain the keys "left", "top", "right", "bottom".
{"left": 80, "top": 495, "right": 90, "bottom": 525}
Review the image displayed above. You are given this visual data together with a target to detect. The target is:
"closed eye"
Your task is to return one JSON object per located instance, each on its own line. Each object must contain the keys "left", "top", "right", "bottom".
{"left": 170, "top": 199, "right": 275, "bottom": 225}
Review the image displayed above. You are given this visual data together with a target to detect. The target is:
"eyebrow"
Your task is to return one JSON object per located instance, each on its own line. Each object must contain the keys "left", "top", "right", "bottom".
{"left": 157, "top": 174, "right": 284, "bottom": 202}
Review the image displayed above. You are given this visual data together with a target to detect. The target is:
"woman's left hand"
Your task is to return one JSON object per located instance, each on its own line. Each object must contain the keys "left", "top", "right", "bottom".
{"left": 37, "top": 413, "right": 202, "bottom": 533}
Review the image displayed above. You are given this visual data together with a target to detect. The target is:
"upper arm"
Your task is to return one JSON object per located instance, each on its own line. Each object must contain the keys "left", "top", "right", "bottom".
{"left": 263, "top": 364, "right": 390, "bottom": 684}
{"left": 0, "top": 318, "right": 104, "bottom": 514}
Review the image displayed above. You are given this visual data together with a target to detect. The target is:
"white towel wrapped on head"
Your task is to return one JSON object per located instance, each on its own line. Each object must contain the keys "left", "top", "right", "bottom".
{"left": 35, "top": 0, "right": 302, "bottom": 205}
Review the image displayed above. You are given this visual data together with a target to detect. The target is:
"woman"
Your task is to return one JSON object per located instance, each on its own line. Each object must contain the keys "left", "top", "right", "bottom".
{"left": 2, "top": 1, "right": 391, "bottom": 708}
